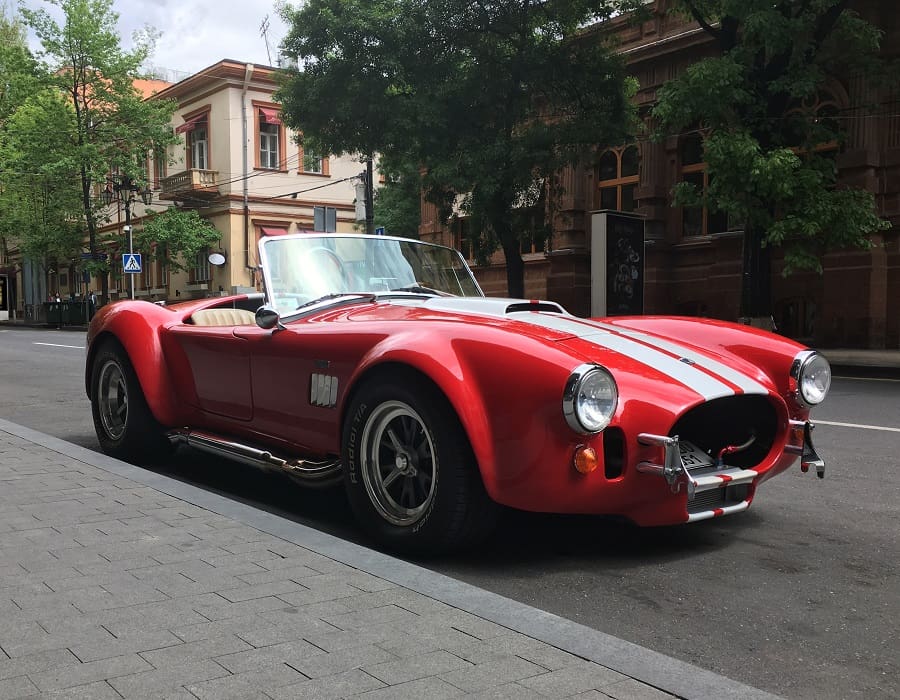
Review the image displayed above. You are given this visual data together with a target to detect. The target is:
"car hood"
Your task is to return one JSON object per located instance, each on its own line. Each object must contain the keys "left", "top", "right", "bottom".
{"left": 409, "top": 297, "right": 774, "bottom": 402}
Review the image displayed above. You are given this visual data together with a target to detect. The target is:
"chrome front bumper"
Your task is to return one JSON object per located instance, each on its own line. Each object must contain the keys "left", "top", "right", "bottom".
{"left": 637, "top": 420, "right": 825, "bottom": 501}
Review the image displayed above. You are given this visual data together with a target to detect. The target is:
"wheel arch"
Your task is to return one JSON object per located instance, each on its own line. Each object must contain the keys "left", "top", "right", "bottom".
{"left": 340, "top": 357, "right": 499, "bottom": 499}
{"left": 85, "top": 309, "right": 181, "bottom": 426}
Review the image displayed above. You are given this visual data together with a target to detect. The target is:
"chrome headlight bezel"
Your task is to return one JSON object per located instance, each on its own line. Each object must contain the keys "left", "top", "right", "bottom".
{"left": 790, "top": 350, "right": 831, "bottom": 407}
{"left": 562, "top": 364, "right": 619, "bottom": 434}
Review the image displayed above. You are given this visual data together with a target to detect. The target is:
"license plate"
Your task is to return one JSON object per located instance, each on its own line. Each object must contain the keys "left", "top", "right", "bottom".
{"left": 679, "top": 440, "right": 714, "bottom": 469}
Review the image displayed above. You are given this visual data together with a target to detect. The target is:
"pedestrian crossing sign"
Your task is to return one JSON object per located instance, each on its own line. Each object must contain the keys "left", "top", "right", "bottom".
{"left": 123, "top": 253, "right": 142, "bottom": 273}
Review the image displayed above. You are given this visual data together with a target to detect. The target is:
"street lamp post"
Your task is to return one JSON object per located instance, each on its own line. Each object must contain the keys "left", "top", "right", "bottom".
{"left": 101, "top": 175, "right": 152, "bottom": 300}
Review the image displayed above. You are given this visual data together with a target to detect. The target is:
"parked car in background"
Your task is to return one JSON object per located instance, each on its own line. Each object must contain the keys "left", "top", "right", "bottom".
{"left": 85, "top": 233, "right": 830, "bottom": 553}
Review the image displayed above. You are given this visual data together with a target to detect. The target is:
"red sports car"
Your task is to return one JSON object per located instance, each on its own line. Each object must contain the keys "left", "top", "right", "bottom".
{"left": 85, "top": 233, "right": 830, "bottom": 553}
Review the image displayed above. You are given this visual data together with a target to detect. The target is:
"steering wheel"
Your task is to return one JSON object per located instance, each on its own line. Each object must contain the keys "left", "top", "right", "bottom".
{"left": 304, "top": 246, "right": 349, "bottom": 290}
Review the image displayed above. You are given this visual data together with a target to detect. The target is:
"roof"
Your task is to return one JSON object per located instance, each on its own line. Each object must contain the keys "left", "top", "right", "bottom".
{"left": 134, "top": 78, "right": 173, "bottom": 98}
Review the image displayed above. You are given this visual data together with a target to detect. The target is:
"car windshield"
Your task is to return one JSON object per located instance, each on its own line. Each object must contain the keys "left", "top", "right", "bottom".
{"left": 259, "top": 234, "right": 483, "bottom": 314}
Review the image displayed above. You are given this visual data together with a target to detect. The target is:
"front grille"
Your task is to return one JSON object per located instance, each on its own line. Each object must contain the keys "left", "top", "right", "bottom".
{"left": 671, "top": 395, "right": 777, "bottom": 470}
{"left": 688, "top": 484, "right": 748, "bottom": 514}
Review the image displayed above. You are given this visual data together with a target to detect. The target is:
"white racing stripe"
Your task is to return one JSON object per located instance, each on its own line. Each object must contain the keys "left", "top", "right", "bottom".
{"left": 584, "top": 320, "right": 769, "bottom": 395}
{"left": 511, "top": 312, "right": 738, "bottom": 400}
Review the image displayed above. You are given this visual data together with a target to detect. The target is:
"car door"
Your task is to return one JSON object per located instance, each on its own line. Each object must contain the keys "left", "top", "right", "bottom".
{"left": 166, "top": 325, "right": 253, "bottom": 421}
{"left": 234, "top": 322, "right": 350, "bottom": 453}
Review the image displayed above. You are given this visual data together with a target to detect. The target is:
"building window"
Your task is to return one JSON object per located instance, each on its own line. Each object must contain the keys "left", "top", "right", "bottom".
{"left": 190, "top": 123, "right": 208, "bottom": 170}
{"left": 679, "top": 133, "right": 727, "bottom": 237}
{"left": 597, "top": 145, "right": 639, "bottom": 212}
{"left": 152, "top": 146, "right": 166, "bottom": 188}
{"left": 191, "top": 249, "right": 211, "bottom": 283}
{"left": 156, "top": 245, "right": 169, "bottom": 288}
{"left": 260, "top": 122, "right": 280, "bottom": 169}
{"left": 303, "top": 151, "right": 323, "bottom": 174}
{"left": 257, "top": 107, "right": 282, "bottom": 170}
{"left": 298, "top": 138, "right": 329, "bottom": 175}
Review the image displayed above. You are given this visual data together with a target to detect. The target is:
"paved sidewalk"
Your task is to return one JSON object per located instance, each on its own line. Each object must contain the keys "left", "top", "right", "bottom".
{"left": 0, "top": 419, "right": 783, "bottom": 700}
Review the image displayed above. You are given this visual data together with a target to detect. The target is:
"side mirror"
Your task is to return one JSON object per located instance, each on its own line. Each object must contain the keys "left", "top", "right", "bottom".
{"left": 255, "top": 305, "right": 284, "bottom": 330}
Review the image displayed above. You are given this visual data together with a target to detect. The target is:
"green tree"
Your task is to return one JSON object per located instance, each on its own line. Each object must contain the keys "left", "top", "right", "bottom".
{"left": 0, "top": 4, "right": 43, "bottom": 267}
{"left": 133, "top": 207, "right": 222, "bottom": 273}
{"left": 372, "top": 154, "right": 423, "bottom": 238}
{"left": 277, "top": 0, "right": 639, "bottom": 297}
{"left": 653, "top": 0, "right": 891, "bottom": 319}
{"left": 0, "top": 89, "right": 85, "bottom": 272}
{"left": 19, "top": 0, "right": 178, "bottom": 303}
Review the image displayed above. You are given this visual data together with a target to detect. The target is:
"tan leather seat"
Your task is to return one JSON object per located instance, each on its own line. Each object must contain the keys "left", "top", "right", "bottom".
{"left": 190, "top": 308, "right": 257, "bottom": 326}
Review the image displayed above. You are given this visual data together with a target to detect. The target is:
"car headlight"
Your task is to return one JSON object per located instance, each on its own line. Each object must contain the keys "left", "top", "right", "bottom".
{"left": 563, "top": 364, "right": 618, "bottom": 434}
{"left": 791, "top": 350, "right": 831, "bottom": 406}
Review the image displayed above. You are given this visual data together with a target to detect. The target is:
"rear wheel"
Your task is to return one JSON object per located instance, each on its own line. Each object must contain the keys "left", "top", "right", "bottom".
{"left": 343, "top": 377, "right": 497, "bottom": 554}
{"left": 90, "top": 340, "right": 169, "bottom": 460}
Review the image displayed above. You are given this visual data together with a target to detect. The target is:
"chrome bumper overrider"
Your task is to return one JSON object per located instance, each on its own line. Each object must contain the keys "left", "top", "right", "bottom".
{"left": 637, "top": 420, "right": 825, "bottom": 500}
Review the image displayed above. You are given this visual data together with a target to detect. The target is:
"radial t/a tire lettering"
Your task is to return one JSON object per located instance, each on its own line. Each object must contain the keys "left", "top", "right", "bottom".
{"left": 90, "top": 339, "right": 169, "bottom": 461}
{"left": 342, "top": 377, "right": 497, "bottom": 555}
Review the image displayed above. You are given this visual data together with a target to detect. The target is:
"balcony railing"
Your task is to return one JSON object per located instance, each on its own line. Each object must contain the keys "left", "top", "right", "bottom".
{"left": 159, "top": 169, "right": 220, "bottom": 202}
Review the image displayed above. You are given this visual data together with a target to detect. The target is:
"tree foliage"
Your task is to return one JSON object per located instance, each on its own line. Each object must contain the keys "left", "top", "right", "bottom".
{"left": 8, "top": 0, "right": 177, "bottom": 300}
{"left": 134, "top": 207, "right": 222, "bottom": 273}
{"left": 277, "top": 0, "right": 640, "bottom": 297}
{"left": 653, "top": 0, "right": 891, "bottom": 316}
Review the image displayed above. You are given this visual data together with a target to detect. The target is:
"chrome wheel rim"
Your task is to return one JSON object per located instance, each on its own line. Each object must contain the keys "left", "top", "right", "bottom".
{"left": 360, "top": 400, "right": 437, "bottom": 527}
{"left": 97, "top": 359, "right": 128, "bottom": 441}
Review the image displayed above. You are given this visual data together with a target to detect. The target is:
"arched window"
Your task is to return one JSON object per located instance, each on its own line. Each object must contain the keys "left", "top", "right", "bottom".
{"left": 786, "top": 90, "right": 841, "bottom": 161}
{"left": 679, "top": 133, "right": 727, "bottom": 237}
{"left": 597, "top": 145, "right": 639, "bottom": 212}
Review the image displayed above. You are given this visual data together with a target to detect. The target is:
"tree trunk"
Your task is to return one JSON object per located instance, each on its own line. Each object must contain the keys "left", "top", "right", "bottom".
{"left": 493, "top": 217, "right": 524, "bottom": 299}
{"left": 739, "top": 223, "right": 772, "bottom": 321}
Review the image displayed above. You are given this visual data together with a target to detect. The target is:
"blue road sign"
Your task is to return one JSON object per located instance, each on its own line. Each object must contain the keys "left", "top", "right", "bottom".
{"left": 375, "top": 227, "right": 385, "bottom": 235}
{"left": 123, "top": 253, "right": 142, "bottom": 273}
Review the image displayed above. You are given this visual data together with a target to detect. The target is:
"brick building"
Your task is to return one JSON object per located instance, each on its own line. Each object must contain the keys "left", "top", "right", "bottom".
{"left": 420, "top": 0, "right": 899, "bottom": 349}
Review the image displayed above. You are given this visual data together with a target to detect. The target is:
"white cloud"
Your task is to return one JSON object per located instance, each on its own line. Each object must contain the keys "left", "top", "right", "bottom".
{"left": 20, "top": 0, "right": 291, "bottom": 78}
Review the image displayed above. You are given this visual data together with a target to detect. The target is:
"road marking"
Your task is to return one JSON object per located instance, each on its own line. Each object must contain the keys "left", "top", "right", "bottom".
{"left": 834, "top": 374, "right": 900, "bottom": 383}
{"left": 34, "top": 342, "right": 85, "bottom": 350}
{"left": 816, "top": 419, "right": 900, "bottom": 433}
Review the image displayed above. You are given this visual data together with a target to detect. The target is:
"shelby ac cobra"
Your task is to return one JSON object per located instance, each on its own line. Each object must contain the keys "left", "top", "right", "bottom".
{"left": 85, "top": 233, "right": 830, "bottom": 553}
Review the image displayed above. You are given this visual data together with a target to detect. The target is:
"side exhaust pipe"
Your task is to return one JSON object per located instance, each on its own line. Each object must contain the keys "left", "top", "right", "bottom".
{"left": 167, "top": 429, "right": 342, "bottom": 486}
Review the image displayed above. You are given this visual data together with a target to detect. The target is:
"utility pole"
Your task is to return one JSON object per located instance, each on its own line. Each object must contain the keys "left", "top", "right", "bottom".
{"left": 365, "top": 157, "right": 374, "bottom": 235}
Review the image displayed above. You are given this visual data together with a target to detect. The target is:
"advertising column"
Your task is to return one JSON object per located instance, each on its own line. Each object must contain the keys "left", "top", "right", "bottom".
{"left": 590, "top": 211, "right": 645, "bottom": 317}
{"left": 0, "top": 275, "right": 8, "bottom": 321}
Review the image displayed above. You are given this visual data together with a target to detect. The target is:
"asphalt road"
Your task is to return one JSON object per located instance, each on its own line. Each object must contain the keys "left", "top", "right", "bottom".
{"left": 1, "top": 326, "right": 897, "bottom": 699}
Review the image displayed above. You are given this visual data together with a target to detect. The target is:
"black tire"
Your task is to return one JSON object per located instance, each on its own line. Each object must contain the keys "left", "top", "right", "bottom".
{"left": 342, "top": 376, "right": 498, "bottom": 555}
{"left": 90, "top": 340, "right": 170, "bottom": 460}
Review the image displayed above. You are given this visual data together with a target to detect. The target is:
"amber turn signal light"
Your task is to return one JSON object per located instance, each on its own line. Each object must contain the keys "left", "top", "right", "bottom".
{"left": 574, "top": 445, "right": 598, "bottom": 474}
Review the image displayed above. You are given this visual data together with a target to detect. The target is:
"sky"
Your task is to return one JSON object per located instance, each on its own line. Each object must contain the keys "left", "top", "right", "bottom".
{"left": 19, "top": 0, "right": 292, "bottom": 80}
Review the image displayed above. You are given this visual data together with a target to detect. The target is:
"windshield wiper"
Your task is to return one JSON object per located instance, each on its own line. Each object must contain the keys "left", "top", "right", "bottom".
{"left": 388, "top": 284, "right": 454, "bottom": 297}
{"left": 295, "top": 293, "right": 375, "bottom": 310}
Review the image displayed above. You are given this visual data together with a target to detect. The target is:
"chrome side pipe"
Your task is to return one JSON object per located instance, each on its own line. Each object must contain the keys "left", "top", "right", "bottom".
{"left": 167, "top": 428, "right": 342, "bottom": 485}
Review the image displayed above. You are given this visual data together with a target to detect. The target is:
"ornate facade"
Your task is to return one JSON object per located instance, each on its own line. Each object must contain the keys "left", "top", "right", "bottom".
{"left": 420, "top": 0, "right": 899, "bottom": 349}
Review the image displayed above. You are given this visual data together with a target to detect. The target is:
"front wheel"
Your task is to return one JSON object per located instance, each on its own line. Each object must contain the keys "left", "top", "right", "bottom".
{"left": 90, "top": 340, "right": 169, "bottom": 460}
{"left": 343, "top": 379, "right": 497, "bottom": 555}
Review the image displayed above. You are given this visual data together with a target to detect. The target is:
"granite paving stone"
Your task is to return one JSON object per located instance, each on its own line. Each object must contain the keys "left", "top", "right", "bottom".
{"left": 518, "top": 661, "right": 632, "bottom": 696}
{"left": 213, "top": 638, "right": 325, "bottom": 674}
{"left": 438, "top": 654, "right": 549, "bottom": 693}
{"left": 364, "top": 648, "right": 473, "bottom": 685}
{"left": 0, "top": 674, "right": 39, "bottom": 699}
{"left": 184, "top": 663, "right": 306, "bottom": 699}
{"left": 137, "top": 633, "right": 253, "bottom": 668}
{"left": 287, "top": 643, "right": 398, "bottom": 679}
{"left": 28, "top": 652, "right": 153, "bottom": 692}
{"left": 106, "top": 659, "right": 232, "bottom": 698}
{"left": 0, "top": 649, "right": 79, "bottom": 682}
{"left": 267, "top": 668, "right": 386, "bottom": 699}
{"left": 355, "top": 675, "right": 465, "bottom": 699}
